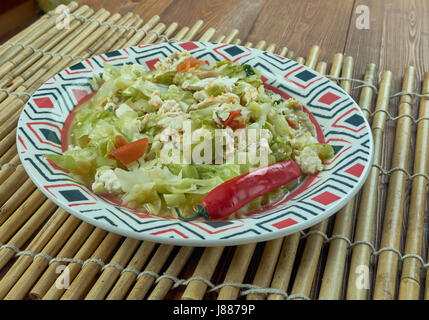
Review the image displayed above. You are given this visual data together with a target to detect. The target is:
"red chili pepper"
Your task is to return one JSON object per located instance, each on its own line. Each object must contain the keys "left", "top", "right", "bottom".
{"left": 175, "top": 160, "right": 301, "bottom": 221}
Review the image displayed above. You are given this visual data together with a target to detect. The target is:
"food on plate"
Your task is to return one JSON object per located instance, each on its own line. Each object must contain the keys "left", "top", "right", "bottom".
{"left": 46, "top": 50, "right": 334, "bottom": 220}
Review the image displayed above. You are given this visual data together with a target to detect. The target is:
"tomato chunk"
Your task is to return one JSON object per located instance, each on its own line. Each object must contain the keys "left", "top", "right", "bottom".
{"left": 222, "top": 110, "right": 246, "bottom": 130}
{"left": 109, "top": 137, "right": 149, "bottom": 165}
{"left": 176, "top": 57, "right": 205, "bottom": 72}
{"left": 114, "top": 135, "right": 128, "bottom": 148}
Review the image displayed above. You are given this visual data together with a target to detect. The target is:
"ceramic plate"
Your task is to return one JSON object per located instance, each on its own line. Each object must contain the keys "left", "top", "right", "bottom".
{"left": 17, "top": 42, "right": 373, "bottom": 246}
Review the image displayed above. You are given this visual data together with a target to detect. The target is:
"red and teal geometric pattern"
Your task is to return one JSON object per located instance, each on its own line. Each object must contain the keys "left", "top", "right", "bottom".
{"left": 17, "top": 42, "right": 373, "bottom": 246}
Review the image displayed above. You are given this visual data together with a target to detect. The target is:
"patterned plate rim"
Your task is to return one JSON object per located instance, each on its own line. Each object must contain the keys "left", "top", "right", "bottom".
{"left": 16, "top": 41, "right": 374, "bottom": 246}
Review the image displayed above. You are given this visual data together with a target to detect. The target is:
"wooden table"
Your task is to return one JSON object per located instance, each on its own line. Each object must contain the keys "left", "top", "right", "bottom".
{"left": 79, "top": 0, "right": 429, "bottom": 93}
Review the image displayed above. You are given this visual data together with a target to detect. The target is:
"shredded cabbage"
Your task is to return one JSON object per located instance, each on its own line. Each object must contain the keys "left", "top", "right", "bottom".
{"left": 46, "top": 50, "right": 333, "bottom": 218}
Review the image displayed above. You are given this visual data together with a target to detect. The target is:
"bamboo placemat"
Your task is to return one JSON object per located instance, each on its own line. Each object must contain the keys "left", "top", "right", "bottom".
{"left": 0, "top": 1, "right": 428, "bottom": 300}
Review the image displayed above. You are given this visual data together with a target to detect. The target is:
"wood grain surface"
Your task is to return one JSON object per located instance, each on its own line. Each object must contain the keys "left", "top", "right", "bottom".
{"left": 77, "top": 0, "right": 429, "bottom": 82}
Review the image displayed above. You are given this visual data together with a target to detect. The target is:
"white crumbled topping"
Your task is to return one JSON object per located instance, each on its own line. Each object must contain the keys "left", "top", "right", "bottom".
{"left": 115, "top": 103, "right": 134, "bottom": 118}
{"left": 158, "top": 99, "right": 183, "bottom": 114}
{"left": 241, "top": 83, "right": 259, "bottom": 105}
{"left": 149, "top": 90, "right": 163, "bottom": 109}
{"left": 154, "top": 51, "right": 192, "bottom": 72}
{"left": 138, "top": 114, "right": 150, "bottom": 131}
{"left": 206, "top": 77, "right": 238, "bottom": 92}
{"left": 92, "top": 168, "right": 123, "bottom": 194}
{"left": 295, "top": 146, "right": 324, "bottom": 175}
{"left": 126, "top": 161, "right": 140, "bottom": 171}
{"left": 182, "top": 77, "right": 215, "bottom": 91}
{"left": 212, "top": 103, "right": 250, "bottom": 124}
{"left": 194, "top": 92, "right": 240, "bottom": 109}
{"left": 193, "top": 90, "right": 208, "bottom": 102}
{"left": 67, "top": 145, "right": 81, "bottom": 151}
{"left": 158, "top": 113, "right": 190, "bottom": 130}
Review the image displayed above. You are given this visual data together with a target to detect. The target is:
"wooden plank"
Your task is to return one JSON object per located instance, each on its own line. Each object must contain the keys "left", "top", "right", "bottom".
{"left": 159, "top": 0, "right": 265, "bottom": 40}
{"left": 80, "top": 0, "right": 265, "bottom": 41}
{"left": 0, "top": 0, "right": 37, "bottom": 39}
{"left": 78, "top": 0, "right": 175, "bottom": 21}
{"left": 345, "top": 0, "right": 429, "bottom": 89}
{"left": 246, "top": 0, "right": 354, "bottom": 60}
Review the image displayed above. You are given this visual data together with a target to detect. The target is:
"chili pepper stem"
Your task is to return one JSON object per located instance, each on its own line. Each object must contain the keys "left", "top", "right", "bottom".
{"left": 174, "top": 205, "right": 211, "bottom": 222}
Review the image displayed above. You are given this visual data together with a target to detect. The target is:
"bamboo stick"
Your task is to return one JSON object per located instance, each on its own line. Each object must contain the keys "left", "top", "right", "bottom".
{"left": 0, "top": 204, "right": 64, "bottom": 298}
{"left": 246, "top": 240, "right": 283, "bottom": 300}
{"left": 42, "top": 227, "right": 106, "bottom": 300}
{"left": 317, "top": 56, "right": 357, "bottom": 300}
{"left": 0, "top": 166, "right": 28, "bottom": 206}
{"left": 216, "top": 243, "right": 257, "bottom": 300}
{"left": 106, "top": 16, "right": 144, "bottom": 51}
{"left": 0, "top": 155, "right": 20, "bottom": 185}
{"left": 0, "top": 9, "right": 112, "bottom": 133}
{"left": 84, "top": 237, "right": 141, "bottom": 300}
{"left": 346, "top": 67, "right": 391, "bottom": 301}
{"left": 4, "top": 211, "right": 83, "bottom": 300}
{"left": 126, "top": 244, "right": 175, "bottom": 300}
{"left": 278, "top": 47, "right": 289, "bottom": 57}
{"left": 0, "top": 190, "right": 46, "bottom": 245}
{"left": 399, "top": 72, "right": 429, "bottom": 299}
{"left": 0, "top": 201, "right": 63, "bottom": 273}
{"left": 0, "top": 5, "right": 91, "bottom": 79}
{"left": 0, "top": 7, "right": 100, "bottom": 105}
{"left": 29, "top": 221, "right": 94, "bottom": 300}
{"left": 147, "top": 246, "right": 195, "bottom": 300}
{"left": 183, "top": 20, "right": 204, "bottom": 41}
{"left": 305, "top": 45, "right": 320, "bottom": 70}
{"left": 0, "top": 9, "right": 51, "bottom": 56}
{"left": 138, "top": 23, "right": 166, "bottom": 45}
{"left": 215, "top": 35, "right": 226, "bottom": 43}
{"left": 0, "top": 179, "right": 36, "bottom": 224}
{"left": 181, "top": 246, "right": 224, "bottom": 300}
{"left": 255, "top": 41, "right": 266, "bottom": 50}
{"left": 373, "top": 67, "right": 416, "bottom": 300}
{"left": 106, "top": 241, "right": 157, "bottom": 300}
{"left": 267, "top": 233, "right": 300, "bottom": 300}
{"left": 123, "top": 16, "right": 160, "bottom": 47}
{"left": 0, "top": 115, "right": 19, "bottom": 140}
{"left": 158, "top": 22, "right": 179, "bottom": 43}
{"left": 198, "top": 28, "right": 216, "bottom": 42}
{"left": 318, "top": 63, "right": 375, "bottom": 300}
{"left": 266, "top": 44, "right": 276, "bottom": 53}
{"left": 60, "top": 233, "right": 122, "bottom": 300}
{"left": 0, "top": 128, "right": 16, "bottom": 156}
{"left": 83, "top": 12, "right": 134, "bottom": 57}
{"left": 289, "top": 54, "right": 344, "bottom": 300}
{"left": 172, "top": 27, "right": 190, "bottom": 42}
{"left": 0, "top": 144, "right": 17, "bottom": 164}
{"left": 0, "top": 1, "right": 80, "bottom": 66}
{"left": 295, "top": 57, "right": 305, "bottom": 64}
{"left": 223, "top": 29, "right": 239, "bottom": 44}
